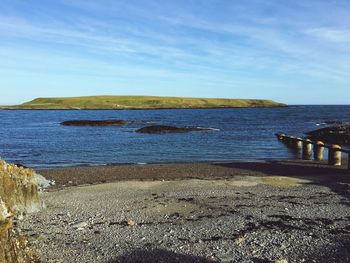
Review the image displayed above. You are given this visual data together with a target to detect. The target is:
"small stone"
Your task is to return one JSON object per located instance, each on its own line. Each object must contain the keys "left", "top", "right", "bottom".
{"left": 127, "top": 219, "right": 135, "bottom": 226}
{"left": 235, "top": 235, "right": 245, "bottom": 245}
{"left": 72, "top": 221, "right": 88, "bottom": 229}
{"left": 204, "top": 256, "right": 217, "bottom": 263}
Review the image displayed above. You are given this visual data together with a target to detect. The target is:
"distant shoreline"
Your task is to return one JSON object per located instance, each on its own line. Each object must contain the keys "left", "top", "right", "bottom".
{"left": 0, "top": 105, "right": 287, "bottom": 110}
{"left": 1, "top": 95, "right": 286, "bottom": 109}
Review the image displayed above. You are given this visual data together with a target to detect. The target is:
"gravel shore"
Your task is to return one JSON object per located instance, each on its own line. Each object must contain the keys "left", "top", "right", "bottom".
{"left": 19, "top": 161, "right": 350, "bottom": 262}
{"left": 38, "top": 159, "right": 350, "bottom": 188}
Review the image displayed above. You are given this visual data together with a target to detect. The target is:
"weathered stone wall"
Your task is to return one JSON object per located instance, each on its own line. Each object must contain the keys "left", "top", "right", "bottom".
{"left": 0, "top": 160, "right": 43, "bottom": 262}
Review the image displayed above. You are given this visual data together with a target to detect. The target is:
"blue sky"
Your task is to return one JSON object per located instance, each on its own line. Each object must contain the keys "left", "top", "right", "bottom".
{"left": 0, "top": 0, "right": 349, "bottom": 105}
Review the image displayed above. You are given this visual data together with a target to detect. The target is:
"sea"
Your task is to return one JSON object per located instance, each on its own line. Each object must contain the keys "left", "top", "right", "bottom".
{"left": 1, "top": 105, "right": 349, "bottom": 169}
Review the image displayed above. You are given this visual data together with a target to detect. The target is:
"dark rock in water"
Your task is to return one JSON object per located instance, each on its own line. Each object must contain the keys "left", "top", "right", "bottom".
{"left": 135, "top": 125, "right": 215, "bottom": 134}
{"left": 61, "top": 120, "right": 153, "bottom": 126}
{"left": 307, "top": 124, "right": 350, "bottom": 145}
{"left": 324, "top": 120, "right": 348, "bottom": 125}
{"left": 316, "top": 120, "right": 348, "bottom": 126}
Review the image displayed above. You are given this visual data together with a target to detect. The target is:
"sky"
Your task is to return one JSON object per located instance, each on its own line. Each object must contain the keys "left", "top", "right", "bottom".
{"left": 0, "top": 0, "right": 349, "bottom": 105}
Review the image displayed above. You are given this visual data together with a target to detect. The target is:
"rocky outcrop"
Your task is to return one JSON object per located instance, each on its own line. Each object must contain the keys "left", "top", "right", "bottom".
{"left": 307, "top": 124, "right": 350, "bottom": 145}
{"left": 324, "top": 120, "right": 348, "bottom": 125}
{"left": 135, "top": 125, "right": 216, "bottom": 134}
{"left": 0, "top": 160, "right": 44, "bottom": 262}
{"left": 61, "top": 119, "right": 153, "bottom": 126}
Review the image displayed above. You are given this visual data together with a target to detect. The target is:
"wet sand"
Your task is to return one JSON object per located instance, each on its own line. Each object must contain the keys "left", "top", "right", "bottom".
{"left": 38, "top": 159, "right": 350, "bottom": 188}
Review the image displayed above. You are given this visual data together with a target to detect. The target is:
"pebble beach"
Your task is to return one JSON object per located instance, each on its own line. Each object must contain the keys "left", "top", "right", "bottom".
{"left": 18, "top": 160, "right": 350, "bottom": 262}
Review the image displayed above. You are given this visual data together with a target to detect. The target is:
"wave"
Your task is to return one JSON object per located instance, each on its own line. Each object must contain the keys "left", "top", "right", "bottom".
{"left": 195, "top": 127, "right": 220, "bottom": 131}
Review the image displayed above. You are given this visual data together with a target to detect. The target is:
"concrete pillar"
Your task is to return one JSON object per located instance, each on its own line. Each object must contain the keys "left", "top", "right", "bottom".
{"left": 314, "top": 141, "right": 324, "bottom": 161}
{"left": 302, "top": 139, "right": 313, "bottom": 160}
{"left": 295, "top": 137, "right": 303, "bottom": 151}
{"left": 328, "top": 144, "right": 341, "bottom": 166}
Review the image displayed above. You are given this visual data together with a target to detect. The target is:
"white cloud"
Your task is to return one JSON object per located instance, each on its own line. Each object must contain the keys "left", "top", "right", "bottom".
{"left": 305, "top": 27, "right": 350, "bottom": 43}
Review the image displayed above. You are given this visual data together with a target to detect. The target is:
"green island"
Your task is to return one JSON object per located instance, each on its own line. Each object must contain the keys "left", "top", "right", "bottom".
{"left": 2, "top": 96, "right": 286, "bottom": 109}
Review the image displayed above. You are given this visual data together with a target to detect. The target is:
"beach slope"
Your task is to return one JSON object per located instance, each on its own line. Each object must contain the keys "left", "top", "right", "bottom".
{"left": 21, "top": 161, "right": 350, "bottom": 262}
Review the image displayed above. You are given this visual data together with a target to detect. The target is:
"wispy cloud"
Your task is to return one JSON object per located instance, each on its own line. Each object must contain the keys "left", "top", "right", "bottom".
{"left": 0, "top": 0, "right": 349, "bottom": 104}
{"left": 305, "top": 27, "right": 350, "bottom": 43}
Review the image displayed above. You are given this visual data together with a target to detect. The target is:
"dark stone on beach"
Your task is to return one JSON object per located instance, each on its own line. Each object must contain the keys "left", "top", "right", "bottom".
{"left": 135, "top": 125, "right": 212, "bottom": 134}
{"left": 14, "top": 163, "right": 28, "bottom": 168}
{"left": 61, "top": 120, "right": 153, "bottom": 126}
{"left": 307, "top": 124, "right": 350, "bottom": 145}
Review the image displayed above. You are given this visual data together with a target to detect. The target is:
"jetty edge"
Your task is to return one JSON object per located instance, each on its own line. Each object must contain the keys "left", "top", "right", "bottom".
{"left": 0, "top": 95, "right": 286, "bottom": 110}
{"left": 276, "top": 133, "right": 350, "bottom": 169}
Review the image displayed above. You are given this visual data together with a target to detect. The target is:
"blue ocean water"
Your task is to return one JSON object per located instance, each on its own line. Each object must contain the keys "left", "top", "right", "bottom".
{"left": 0, "top": 106, "right": 350, "bottom": 169}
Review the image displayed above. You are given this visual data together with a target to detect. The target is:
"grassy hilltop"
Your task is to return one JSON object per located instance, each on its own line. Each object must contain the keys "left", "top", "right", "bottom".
{"left": 10, "top": 96, "right": 286, "bottom": 109}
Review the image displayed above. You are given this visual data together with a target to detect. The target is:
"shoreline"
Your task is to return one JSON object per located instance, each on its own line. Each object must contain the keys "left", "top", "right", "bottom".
{"left": 38, "top": 159, "right": 350, "bottom": 189}
{"left": 33, "top": 159, "right": 271, "bottom": 170}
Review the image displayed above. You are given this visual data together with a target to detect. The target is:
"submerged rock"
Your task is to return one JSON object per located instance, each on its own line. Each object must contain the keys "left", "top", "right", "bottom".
{"left": 324, "top": 120, "right": 348, "bottom": 125}
{"left": 61, "top": 120, "right": 153, "bottom": 126}
{"left": 135, "top": 125, "right": 217, "bottom": 134}
{"left": 307, "top": 124, "right": 350, "bottom": 145}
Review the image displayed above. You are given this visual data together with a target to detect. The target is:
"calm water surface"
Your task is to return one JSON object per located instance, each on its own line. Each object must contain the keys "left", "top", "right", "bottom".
{"left": 1, "top": 106, "right": 350, "bottom": 168}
